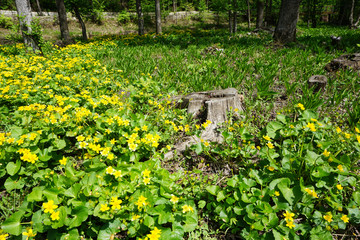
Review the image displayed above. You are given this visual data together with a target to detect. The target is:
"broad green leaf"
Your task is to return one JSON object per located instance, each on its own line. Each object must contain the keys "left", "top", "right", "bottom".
{"left": 4, "top": 176, "right": 25, "bottom": 191}
{"left": 98, "top": 219, "right": 121, "bottom": 240}
{"left": 266, "top": 121, "right": 283, "bottom": 138}
{"left": 206, "top": 185, "right": 220, "bottom": 196}
{"left": 64, "top": 183, "right": 81, "bottom": 198}
{"left": 144, "top": 215, "right": 154, "bottom": 228}
{"left": 67, "top": 206, "right": 88, "bottom": 228}
{"left": 27, "top": 186, "right": 44, "bottom": 202}
{"left": 353, "top": 192, "right": 360, "bottom": 205}
{"left": 198, "top": 200, "right": 206, "bottom": 209}
{"left": 277, "top": 178, "right": 295, "bottom": 205}
{"left": 216, "top": 191, "right": 226, "bottom": 202}
{"left": 6, "top": 161, "right": 21, "bottom": 176}
{"left": 1, "top": 210, "right": 25, "bottom": 235}
{"left": 183, "top": 215, "right": 198, "bottom": 232}
{"left": 54, "top": 139, "right": 66, "bottom": 150}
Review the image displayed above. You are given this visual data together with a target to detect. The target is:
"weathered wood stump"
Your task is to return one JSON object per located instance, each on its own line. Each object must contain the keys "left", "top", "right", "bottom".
{"left": 165, "top": 88, "right": 245, "bottom": 160}
{"left": 325, "top": 53, "right": 360, "bottom": 72}
{"left": 308, "top": 75, "right": 327, "bottom": 92}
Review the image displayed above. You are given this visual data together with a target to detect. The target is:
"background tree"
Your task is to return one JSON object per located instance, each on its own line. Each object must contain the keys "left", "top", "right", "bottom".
{"left": 256, "top": 0, "right": 265, "bottom": 28}
{"left": 274, "top": 0, "right": 302, "bottom": 43}
{"left": 55, "top": 0, "right": 72, "bottom": 44}
{"left": 136, "top": 0, "right": 145, "bottom": 35}
{"left": 15, "top": 0, "right": 40, "bottom": 52}
{"left": 155, "top": 0, "right": 162, "bottom": 34}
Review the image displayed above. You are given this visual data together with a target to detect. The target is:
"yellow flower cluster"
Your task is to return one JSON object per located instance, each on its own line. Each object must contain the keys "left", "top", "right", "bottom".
{"left": 18, "top": 148, "right": 38, "bottom": 164}
{"left": 140, "top": 227, "right": 162, "bottom": 240}
{"left": 283, "top": 210, "right": 295, "bottom": 229}
{"left": 135, "top": 195, "right": 148, "bottom": 210}
{"left": 305, "top": 188, "right": 318, "bottom": 198}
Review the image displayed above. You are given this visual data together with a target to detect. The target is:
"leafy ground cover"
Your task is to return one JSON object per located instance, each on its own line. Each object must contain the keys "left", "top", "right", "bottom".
{"left": 0, "top": 26, "right": 359, "bottom": 240}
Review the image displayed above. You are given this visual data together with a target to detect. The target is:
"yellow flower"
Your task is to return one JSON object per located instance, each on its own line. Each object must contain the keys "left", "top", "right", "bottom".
{"left": 267, "top": 142, "right": 274, "bottom": 149}
{"left": 286, "top": 220, "right": 295, "bottom": 229}
{"left": 166, "top": 145, "right": 171, "bottom": 150}
{"left": 76, "top": 135, "right": 85, "bottom": 142}
{"left": 274, "top": 191, "right": 280, "bottom": 196}
{"left": 79, "top": 141, "right": 88, "bottom": 149}
{"left": 100, "top": 204, "right": 110, "bottom": 212}
{"left": 114, "top": 170, "right": 122, "bottom": 179}
{"left": 42, "top": 200, "right": 58, "bottom": 213}
{"left": 355, "top": 127, "right": 360, "bottom": 133}
{"left": 336, "top": 184, "right": 343, "bottom": 190}
{"left": 110, "top": 138, "right": 116, "bottom": 145}
{"left": 305, "top": 188, "right": 318, "bottom": 198}
{"left": 182, "top": 205, "right": 194, "bottom": 213}
{"left": 296, "top": 103, "right": 305, "bottom": 110}
{"left": 135, "top": 195, "right": 148, "bottom": 210}
{"left": 146, "top": 227, "right": 162, "bottom": 240}
{"left": 22, "top": 228, "right": 36, "bottom": 240}
{"left": 110, "top": 197, "right": 122, "bottom": 210}
{"left": 337, "top": 165, "right": 344, "bottom": 172}
{"left": 59, "top": 156, "right": 67, "bottom": 165}
{"left": 357, "top": 135, "right": 360, "bottom": 144}
{"left": 323, "top": 149, "right": 330, "bottom": 157}
{"left": 336, "top": 127, "right": 342, "bottom": 133}
{"left": 142, "top": 169, "right": 151, "bottom": 178}
{"left": 143, "top": 177, "right": 150, "bottom": 185}
{"left": 323, "top": 212, "right": 333, "bottom": 223}
{"left": 310, "top": 118, "right": 317, "bottom": 122}
{"left": 170, "top": 194, "right": 179, "bottom": 204}
{"left": 283, "top": 210, "right": 295, "bottom": 221}
{"left": 0, "top": 233, "right": 9, "bottom": 240}
{"left": 341, "top": 214, "right": 349, "bottom": 223}
{"left": 268, "top": 166, "right": 275, "bottom": 171}
{"left": 50, "top": 211, "right": 60, "bottom": 221}
{"left": 106, "top": 166, "right": 114, "bottom": 175}
{"left": 306, "top": 122, "right": 316, "bottom": 132}
{"left": 131, "top": 214, "right": 140, "bottom": 221}
{"left": 344, "top": 132, "right": 351, "bottom": 139}
{"left": 263, "top": 135, "right": 271, "bottom": 141}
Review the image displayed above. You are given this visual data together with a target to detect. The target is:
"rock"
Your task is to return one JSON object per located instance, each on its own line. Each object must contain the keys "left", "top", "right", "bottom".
{"left": 308, "top": 75, "right": 327, "bottom": 92}
{"left": 165, "top": 88, "right": 245, "bottom": 160}
{"left": 325, "top": 53, "right": 360, "bottom": 72}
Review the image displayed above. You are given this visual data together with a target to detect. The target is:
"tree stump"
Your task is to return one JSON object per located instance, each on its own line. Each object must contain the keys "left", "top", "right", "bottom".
{"left": 165, "top": 88, "right": 245, "bottom": 160}
{"left": 308, "top": 75, "right": 327, "bottom": 93}
{"left": 325, "top": 53, "right": 360, "bottom": 72}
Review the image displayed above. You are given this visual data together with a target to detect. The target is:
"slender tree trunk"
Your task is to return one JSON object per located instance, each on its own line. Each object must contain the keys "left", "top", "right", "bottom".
{"left": 256, "top": 0, "right": 265, "bottom": 28}
{"left": 173, "top": 0, "right": 177, "bottom": 12}
{"left": 155, "top": 0, "right": 162, "bottom": 34}
{"left": 15, "top": 0, "right": 40, "bottom": 52}
{"left": 73, "top": 5, "right": 88, "bottom": 41}
{"left": 265, "top": 0, "right": 272, "bottom": 25}
{"left": 233, "top": 0, "right": 237, "bottom": 33}
{"left": 228, "top": 0, "right": 233, "bottom": 33}
{"left": 247, "top": 0, "right": 251, "bottom": 28}
{"left": 311, "top": 0, "right": 317, "bottom": 28}
{"left": 55, "top": 0, "right": 72, "bottom": 44}
{"left": 35, "top": 0, "right": 43, "bottom": 16}
{"left": 274, "top": 0, "right": 301, "bottom": 43}
{"left": 136, "top": 0, "right": 144, "bottom": 35}
{"left": 349, "top": 0, "right": 359, "bottom": 28}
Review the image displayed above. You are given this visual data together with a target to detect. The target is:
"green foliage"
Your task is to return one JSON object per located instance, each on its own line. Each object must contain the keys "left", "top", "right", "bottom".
{"left": 0, "top": 14, "right": 13, "bottom": 29}
{"left": 117, "top": 11, "right": 132, "bottom": 24}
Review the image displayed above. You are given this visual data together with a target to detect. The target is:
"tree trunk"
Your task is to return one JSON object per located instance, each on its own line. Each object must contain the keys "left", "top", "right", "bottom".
{"left": 311, "top": 0, "right": 317, "bottom": 28}
{"left": 256, "top": 0, "right": 265, "bottom": 28}
{"left": 274, "top": 0, "right": 301, "bottom": 43}
{"left": 15, "top": 0, "right": 40, "bottom": 52}
{"left": 35, "top": 0, "right": 43, "bottom": 16}
{"left": 173, "top": 0, "right": 177, "bottom": 12}
{"left": 247, "top": 0, "right": 251, "bottom": 28}
{"left": 155, "top": 0, "right": 162, "bottom": 34}
{"left": 228, "top": 0, "right": 233, "bottom": 33}
{"left": 265, "top": 0, "right": 272, "bottom": 25}
{"left": 55, "top": 0, "right": 72, "bottom": 44}
{"left": 136, "top": 0, "right": 144, "bottom": 35}
{"left": 233, "top": 0, "right": 237, "bottom": 33}
{"left": 73, "top": 5, "right": 88, "bottom": 41}
{"left": 349, "top": 0, "right": 355, "bottom": 28}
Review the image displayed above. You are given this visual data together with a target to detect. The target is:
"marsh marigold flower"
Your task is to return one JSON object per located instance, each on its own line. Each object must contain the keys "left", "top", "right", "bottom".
{"left": 341, "top": 214, "right": 349, "bottom": 223}
{"left": 296, "top": 103, "right": 305, "bottom": 110}
{"left": 182, "top": 205, "right": 194, "bottom": 213}
{"left": 323, "top": 212, "right": 333, "bottom": 223}
{"left": 170, "top": 194, "right": 179, "bottom": 204}
{"left": 50, "top": 211, "right": 60, "bottom": 221}
{"left": 43, "top": 200, "right": 58, "bottom": 213}
{"left": 22, "top": 228, "right": 36, "bottom": 240}
{"left": 283, "top": 210, "right": 295, "bottom": 221}
{"left": 100, "top": 204, "right": 110, "bottom": 212}
{"left": 0, "top": 233, "right": 9, "bottom": 240}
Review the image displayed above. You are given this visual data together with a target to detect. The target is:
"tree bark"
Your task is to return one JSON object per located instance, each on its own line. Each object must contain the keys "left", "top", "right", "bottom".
{"left": 265, "top": 0, "right": 272, "bottom": 25}
{"left": 136, "top": 0, "right": 144, "bottom": 35}
{"left": 274, "top": 0, "right": 301, "bottom": 43}
{"left": 155, "top": 0, "right": 162, "bottom": 34}
{"left": 73, "top": 4, "right": 88, "bottom": 41}
{"left": 228, "top": 0, "right": 233, "bottom": 33}
{"left": 232, "top": 0, "right": 237, "bottom": 33}
{"left": 311, "top": 0, "right": 317, "bottom": 28}
{"left": 246, "top": 0, "right": 251, "bottom": 28}
{"left": 256, "top": 0, "right": 265, "bottom": 28}
{"left": 55, "top": 0, "right": 72, "bottom": 44}
{"left": 35, "top": 0, "right": 43, "bottom": 16}
{"left": 15, "top": 0, "right": 40, "bottom": 52}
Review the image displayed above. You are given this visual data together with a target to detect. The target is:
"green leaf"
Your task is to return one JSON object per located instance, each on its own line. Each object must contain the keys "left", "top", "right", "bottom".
{"left": 54, "top": 138, "right": 66, "bottom": 150}
{"left": 266, "top": 121, "right": 283, "bottom": 138}
{"left": 353, "top": 192, "right": 360, "bottom": 205}
{"left": 144, "top": 215, "right": 154, "bottom": 228}
{"left": 311, "top": 165, "right": 331, "bottom": 178}
{"left": 216, "top": 191, "right": 226, "bottom": 202}
{"left": 183, "top": 215, "right": 198, "bottom": 232}
{"left": 193, "top": 142, "right": 203, "bottom": 155}
{"left": 206, "top": 185, "right": 220, "bottom": 196}
{"left": 4, "top": 176, "right": 25, "bottom": 191}
{"left": 6, "top": 161, "right": 21, "bottom": 176}
{"left": 1, "top": 210, "right": 25, "bottom": 235}
{"left": 64, "top": 183, "right": 81, "bottom": 198}
{"left": 27, "top": 186, "right": 44, "bottom": 202}
{"left": 98, "top": 219, "right": 121, "bottom": 240}
{"left": 67, "top": 206, "right": 88, "bottom": 228}
{"left": 198, "top": 200, "right": 206, "bottom": 209}
{"left": 277, "top": 178, "right": 295, "bottom": 205}
{"left": 305, "top": 150, "right": 320, "bottom": 166}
